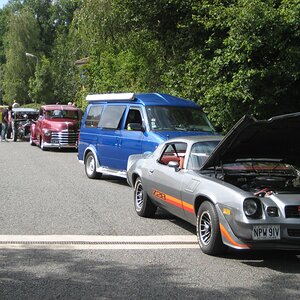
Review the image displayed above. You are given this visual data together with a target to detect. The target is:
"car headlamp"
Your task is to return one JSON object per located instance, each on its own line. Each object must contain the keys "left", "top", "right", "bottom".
{"left": 44, "top": 129, "right": 51, "bottom": 137}
{"left": 243, "top": 198, "right": 261, "bottom": 218}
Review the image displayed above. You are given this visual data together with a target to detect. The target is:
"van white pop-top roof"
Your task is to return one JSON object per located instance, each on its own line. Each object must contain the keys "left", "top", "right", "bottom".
{"left": 86, "top": 93, "right": 135, "bottom": 102}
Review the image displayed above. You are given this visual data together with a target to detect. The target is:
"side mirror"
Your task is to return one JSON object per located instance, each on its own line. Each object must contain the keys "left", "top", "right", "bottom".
{"left": 168, "top": 160, "right": 180, "bottom": 169}
{"left": 127, "top": 122, "right": 145, "bottom": 132}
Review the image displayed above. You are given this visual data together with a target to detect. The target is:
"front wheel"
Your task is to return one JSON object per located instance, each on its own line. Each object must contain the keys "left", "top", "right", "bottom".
{"left": 85, "top": 152, "right": 102, "bottom": 179}
{"left": 196, "top": 201, "right": 226, "bottom": 256}
{"left": 134, "top": 177, "right": 157, "bottom": 217}
{"left": 40, "top": 137, "right": 47, "bottom": 151}
{"left": 13, "top": 128, "right": 17, "bottom": 142}
{"left": 29, "top": 135, "right": 35, "bottom": 146}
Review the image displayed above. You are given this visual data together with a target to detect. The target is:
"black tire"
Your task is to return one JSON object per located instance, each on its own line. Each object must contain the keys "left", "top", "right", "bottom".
{"left": 85, "top": 152, "right": 102, "bottom": 179}
{"left": 134, "top": 177, "right": 157, "bottom": 217}
{"left": 196, "top": 201, "right": 226, "bottom": 256}
{"left": 13, "top": 128, "right": 17, "bottom": 142}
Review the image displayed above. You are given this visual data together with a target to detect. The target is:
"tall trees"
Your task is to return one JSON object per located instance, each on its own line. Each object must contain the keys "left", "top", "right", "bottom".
{"left": 0, "top": 0, "right": 299, "bottom": 130}
{"left": 163, "top": 0, "right": 300, "bottom": 130}
{"left": 3, "top": 8, "right": 40, "bottom": 103}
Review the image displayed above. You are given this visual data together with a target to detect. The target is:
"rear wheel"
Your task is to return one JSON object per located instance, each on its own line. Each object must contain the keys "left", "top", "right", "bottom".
{"left": 85, "top": 152, "right": 102, "bottom": 179}
{"left": 134, "top": 177, "right": 157, "bottom": 217}
{"left": 197, "top": 201, "right": 226, "bottom": 256}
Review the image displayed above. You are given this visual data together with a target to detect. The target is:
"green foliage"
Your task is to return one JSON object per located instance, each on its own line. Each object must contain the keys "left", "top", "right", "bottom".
{"left": 29, "top": 56, "right": 54, "bottom": 104}
{"left": 163, "top": 0, "right": 300, "bottom": 131}
{"left": 2, "top": 8, "right": 40, "bottom": 104}
{"left": 0, "top": 0, "right": 299, "bottom": 130}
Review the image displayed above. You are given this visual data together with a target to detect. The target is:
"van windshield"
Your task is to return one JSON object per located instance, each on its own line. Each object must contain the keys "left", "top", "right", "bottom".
{"left": 146, "top": 106, "right": 216, "bottom": 132}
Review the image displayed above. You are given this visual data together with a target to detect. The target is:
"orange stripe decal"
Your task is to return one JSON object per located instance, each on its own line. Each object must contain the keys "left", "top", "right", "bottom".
{"left": 219, "top": 223, "right": 249, "bottom": 249}
{"left": 152, "top": 189, "right": 194, "bottom": 214}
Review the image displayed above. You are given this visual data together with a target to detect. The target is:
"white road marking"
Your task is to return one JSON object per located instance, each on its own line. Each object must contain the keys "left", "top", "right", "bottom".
{"left": 0, "top": 235, "right": 199, "bottom": 250}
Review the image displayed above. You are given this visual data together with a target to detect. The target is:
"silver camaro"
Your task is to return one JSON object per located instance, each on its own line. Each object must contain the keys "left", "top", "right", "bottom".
{"left": 127, "top": 113, "right": 300, "bottom": 255}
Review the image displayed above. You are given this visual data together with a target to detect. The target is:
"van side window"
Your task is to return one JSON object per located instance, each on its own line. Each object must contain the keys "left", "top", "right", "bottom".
{"left": 85, "top": 105, "right": 103, "bottom": 128}
{"left": 99, "top": 105, "right": 126, "bottom": 129}
{"left": 125, "top": 109, "right": 142, "bottom": 130}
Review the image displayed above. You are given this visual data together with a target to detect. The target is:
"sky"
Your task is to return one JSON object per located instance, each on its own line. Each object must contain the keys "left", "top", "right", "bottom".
{"left": 0, "top": 0, "right": 9, "bottom": 9}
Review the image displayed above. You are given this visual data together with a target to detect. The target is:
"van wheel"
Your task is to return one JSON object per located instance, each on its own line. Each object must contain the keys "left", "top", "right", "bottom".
{"left": 85, "top": 152, "right": 102, "bottom": 179}
{"left": 134, "top": 177, "right": 157, "bottom": 217}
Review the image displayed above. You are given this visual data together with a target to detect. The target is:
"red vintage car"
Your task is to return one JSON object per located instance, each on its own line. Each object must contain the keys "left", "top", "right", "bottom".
{"left": 30, "top": 104, "right": 81, "bottom": 150}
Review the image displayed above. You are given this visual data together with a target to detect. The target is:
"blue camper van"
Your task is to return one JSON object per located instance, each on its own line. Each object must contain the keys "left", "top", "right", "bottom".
{"left": 78, "top": 93, "right": 217, "bottom": 179}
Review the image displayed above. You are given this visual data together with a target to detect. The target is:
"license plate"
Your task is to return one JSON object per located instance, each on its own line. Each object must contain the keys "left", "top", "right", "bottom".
{"left": 252, "top": 225, "right": 280, "bottom": 240}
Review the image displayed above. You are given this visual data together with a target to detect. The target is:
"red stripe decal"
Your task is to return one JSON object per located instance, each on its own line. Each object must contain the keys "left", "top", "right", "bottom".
{"left": 152, "top": 189, "right": 194, "bottom": 214}
{"left": 219, "top": 223, "right": 249, "bottom": 249}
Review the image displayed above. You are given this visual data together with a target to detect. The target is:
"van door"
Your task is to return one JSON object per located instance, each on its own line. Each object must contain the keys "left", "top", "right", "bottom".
{"left": 118, "top": 107, "right": 145, "bottom": 170}
{"left": 97, "top": 105, "right": 127, "bottom": 170}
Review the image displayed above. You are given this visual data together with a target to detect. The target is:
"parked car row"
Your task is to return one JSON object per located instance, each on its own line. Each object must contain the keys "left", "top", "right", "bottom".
{"left": 8, "top": 93, "right": 300, "bottom": 256}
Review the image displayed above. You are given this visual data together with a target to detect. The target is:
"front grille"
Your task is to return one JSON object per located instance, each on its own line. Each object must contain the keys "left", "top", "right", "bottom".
{"left": 285, "top": 206, "right": 300, "bottom": 218}
{"left": 51, "top": 130, "right": 78, "bottom": 145}
{"left": 287, "top": 229, "right": 300, "bottom": 237}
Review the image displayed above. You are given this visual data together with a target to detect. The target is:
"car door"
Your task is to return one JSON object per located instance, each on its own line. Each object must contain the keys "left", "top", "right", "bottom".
{"left": 146, "top": 142, "right": 188, "bottom": 219}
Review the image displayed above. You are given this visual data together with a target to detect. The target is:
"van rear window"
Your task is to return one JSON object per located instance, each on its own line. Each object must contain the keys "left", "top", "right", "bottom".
{"left": 85, "top": 105, "right": 103, "bottom": 128}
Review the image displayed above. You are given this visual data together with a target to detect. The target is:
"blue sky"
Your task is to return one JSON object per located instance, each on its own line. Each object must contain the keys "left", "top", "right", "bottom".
{"left": 0, "top": 0, "right": 9, "bottom": 9}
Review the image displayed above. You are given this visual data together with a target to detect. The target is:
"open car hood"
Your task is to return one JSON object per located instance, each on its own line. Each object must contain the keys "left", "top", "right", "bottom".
{"left": 201, "top": 112, "right": 300, "bottom": 170}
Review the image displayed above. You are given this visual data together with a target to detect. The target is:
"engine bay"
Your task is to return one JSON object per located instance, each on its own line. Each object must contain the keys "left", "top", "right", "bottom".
{"left": 212, "top": 162, "right": 300, "bottom": 197}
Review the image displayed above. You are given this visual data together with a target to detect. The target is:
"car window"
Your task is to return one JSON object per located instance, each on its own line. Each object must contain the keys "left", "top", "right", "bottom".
{"left": 99, "top": 105, "right": 126, "bottom": 129}
{"left": 85, "top": 105, "right": 103, "bottom": 128}
{"left": 158, "top": 142, "right": 187, "bottom": 167}
{"left": 187, "top": 141, "right": 219, "bottom": 170}
{"left": 125, "top": 109, "right": 143, "bottom": 130}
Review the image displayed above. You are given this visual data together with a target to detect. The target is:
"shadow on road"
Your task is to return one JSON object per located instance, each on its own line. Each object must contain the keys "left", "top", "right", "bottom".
{"left": 0, "top": 249, "right": 299, "bottom": 299}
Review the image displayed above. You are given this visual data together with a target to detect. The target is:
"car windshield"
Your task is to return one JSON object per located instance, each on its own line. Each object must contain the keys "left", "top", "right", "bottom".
{"left": 146, "top": 106, "right": 216, "bottom": 132}
{"left": 187, "top": 140, "right": 220, "bottom": 169}
{"left": 45, "top": 109, "right": 79, "bottom": 119}
{"left": 14, "top": 111, "right": 38, "bottom": 120}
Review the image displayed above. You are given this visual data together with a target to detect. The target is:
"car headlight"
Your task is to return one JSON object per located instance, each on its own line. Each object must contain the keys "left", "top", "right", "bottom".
{"left": 44, "top": 129, "right": 51, "bottom": 137}
{"left": 243, "top": 198, "right": 261, "bottom": 218}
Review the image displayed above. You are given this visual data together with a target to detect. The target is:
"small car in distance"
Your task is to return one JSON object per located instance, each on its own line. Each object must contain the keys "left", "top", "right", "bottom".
{"left": 11, "top": 107, "right": 39, "bottom": 141}
{"left": 30, "top": 104, "right": 81, "bottom": 150}
{"left": 127, "top": 113, "right": 300, "bottom": 256}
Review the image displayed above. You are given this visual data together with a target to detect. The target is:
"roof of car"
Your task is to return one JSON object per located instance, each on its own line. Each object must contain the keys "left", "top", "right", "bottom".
{"left": 12, "top": 107, "right": 38, "bottom": 112}
{"left": 86, "top": 93, "right": 202, "bottom": 108}
{"left": 42, "top": 105, "right": 79, "bottom": 110}
{"left": 165, "top": 135, "right": 223, "bottom": 144}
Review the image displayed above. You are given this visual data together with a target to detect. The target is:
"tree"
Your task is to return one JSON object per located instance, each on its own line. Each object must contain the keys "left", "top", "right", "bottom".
{"left": 2, "top": 8, "right": 40, "bottom": 103}
{"left": 163, "top": 0, "right": 300, "bottom": 131}
{"left": 29, "top": 56, "right": 54, "bottom": 104}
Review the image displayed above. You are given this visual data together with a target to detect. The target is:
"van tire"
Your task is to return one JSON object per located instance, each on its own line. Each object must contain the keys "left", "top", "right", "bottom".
{"left": 85, "top": 152, "right": 102, "bottom": 179}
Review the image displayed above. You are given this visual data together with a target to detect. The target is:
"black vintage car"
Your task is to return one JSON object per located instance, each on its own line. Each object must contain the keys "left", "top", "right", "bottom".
{"left": 11, "top": 108, "right": 39, "bottom": 141}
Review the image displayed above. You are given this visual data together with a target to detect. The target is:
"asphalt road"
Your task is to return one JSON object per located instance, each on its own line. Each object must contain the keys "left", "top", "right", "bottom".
{"left": 0, "top": 141, "right": 299, "bottom": 299}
